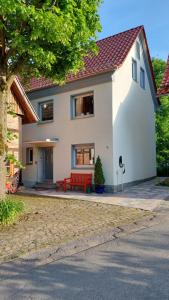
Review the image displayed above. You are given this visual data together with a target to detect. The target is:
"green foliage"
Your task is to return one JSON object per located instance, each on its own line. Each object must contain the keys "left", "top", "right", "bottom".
{"left": 94, "top": 156, "right": 105, "bottom": 186}
{"left": 156, "top": 95, "right": 169, "bottom": 164}
{"left": 7, "top": 129, "right": 17, "bottom": 143}
{"left": 152, "top": 58, "right": 169, "bottom": 166}
{"left": 5, "top": 153, "right": 25, "bottom": 169}
{"left": 0, "top": 198, "right": 24, "bottom": 225}
{"left": 0, "top": 0, "right": 102, "bottom": 84}
{"left": 157, "top": 178, "right": 169, "bottom": 187}
{"left": 152, "top": 57, "right": 167, "bottom": 88}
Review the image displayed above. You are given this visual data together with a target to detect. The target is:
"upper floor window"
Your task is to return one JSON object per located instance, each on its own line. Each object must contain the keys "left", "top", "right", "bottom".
{"left": 140, "top": 67, "right": 145, "bottom": 89}
{"left": 136, "top": 41, "right": 140, "bottom": 60}
{"left": 72, "top": 92, "right": 94, "bottom": 119}
{"left": 72, "top": 144, "right": 95, "bottom": 168}
{"left": 132, "top": 59, "right": 137, "bottom": 82}
{"left": 39, "top": 100, "right": 53, "bottom": 122}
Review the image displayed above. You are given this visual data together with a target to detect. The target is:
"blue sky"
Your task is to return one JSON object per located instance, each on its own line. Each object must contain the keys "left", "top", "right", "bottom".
{"left": 98, "top": 0, "right": 169, "bottom": 61}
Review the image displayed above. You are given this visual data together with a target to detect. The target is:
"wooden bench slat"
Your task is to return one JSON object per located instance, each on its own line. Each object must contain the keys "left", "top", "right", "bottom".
{"left": 63, "top": 173, "right": 92, "bottom": 192}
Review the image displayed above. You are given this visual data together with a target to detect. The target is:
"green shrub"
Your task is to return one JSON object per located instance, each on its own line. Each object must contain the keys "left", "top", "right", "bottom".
{"left": 0, "top": 198, "right": 24, "bottom": 225}
{"left": 94, "top": 156, "right": 105, "bottom": 186}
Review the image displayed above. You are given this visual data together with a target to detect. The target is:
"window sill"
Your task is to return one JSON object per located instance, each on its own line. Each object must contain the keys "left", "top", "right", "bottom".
{"left": 37, "top": 120, "right": 54, "bottom": 125}
{"left": 72, "top": 114, "right": 94, "bottom": 120}
{"left": 72, "top": 166, "right": 94, "bottom": 170}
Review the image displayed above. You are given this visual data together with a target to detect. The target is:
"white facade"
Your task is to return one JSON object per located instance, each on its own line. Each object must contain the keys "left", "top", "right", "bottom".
{"left": 22, "top": 32, "right": 157, "bottom": 191}
{"left": 112, "top": 36, "right": 157, "bottom": 189}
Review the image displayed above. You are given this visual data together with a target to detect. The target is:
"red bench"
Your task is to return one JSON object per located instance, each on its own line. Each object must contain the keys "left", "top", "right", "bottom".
{"left": 63, "top": 173, "right": 92, "bottom": 192}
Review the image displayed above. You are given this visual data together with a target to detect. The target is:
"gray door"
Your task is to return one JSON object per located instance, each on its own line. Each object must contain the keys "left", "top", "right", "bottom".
{"left": 43, "top": 148, "right": 53, "bottom": 180}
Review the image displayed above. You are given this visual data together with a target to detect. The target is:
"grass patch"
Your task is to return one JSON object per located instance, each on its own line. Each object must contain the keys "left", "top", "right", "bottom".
{"left": 0, "top": 198, "right": 24, "bottom": 225}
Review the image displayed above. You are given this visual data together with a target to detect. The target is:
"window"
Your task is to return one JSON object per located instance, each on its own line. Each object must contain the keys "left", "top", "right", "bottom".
{"left": 26, "top": 148, "right": 33, "bottom": 165}
{"left": 132, "top": 59, "right": 137, "bottom": 82}
{"left": 136, "top": 41, "right": 140, "bottom": 59}
{"left": 72, "top": 144, "right": 95, "bottom": 168}
{"left": 72, "top": 92, "right": 94, "bottom": 118}
{"left": 39, "top": 100, "right": 53, "bottom": 121}
{"left": 140, "top": 68, "right": 145, "bottom": 89}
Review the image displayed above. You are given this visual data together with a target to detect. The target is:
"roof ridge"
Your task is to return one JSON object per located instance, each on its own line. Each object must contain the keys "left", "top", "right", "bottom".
{"left": 96, "top": 25, "right": 144, "bottom": 44}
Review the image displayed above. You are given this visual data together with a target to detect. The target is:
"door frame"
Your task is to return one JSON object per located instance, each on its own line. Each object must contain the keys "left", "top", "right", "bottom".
{"left": 37, "top": 147, "right": 53, "bottom": 182}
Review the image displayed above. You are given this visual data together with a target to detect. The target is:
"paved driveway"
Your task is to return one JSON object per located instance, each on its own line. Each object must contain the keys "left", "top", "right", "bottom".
{"left": 21, "top": 178, "right": 169, "bottom": 211}
{"left": 0, "top": 208, "right": 169, "bottom": 299}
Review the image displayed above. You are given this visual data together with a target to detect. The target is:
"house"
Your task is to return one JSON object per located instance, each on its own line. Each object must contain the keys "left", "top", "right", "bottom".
{"left": 7, "top": 78, "right": 37, "bottom": 176}
{"left": 158, "top": 56, "right": 169, "bottom": 96}
{"left": 22, "top": 26, "right": 159, "bottom": 192}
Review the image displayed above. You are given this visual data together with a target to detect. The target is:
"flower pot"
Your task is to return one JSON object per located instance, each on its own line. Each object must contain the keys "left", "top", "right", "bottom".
{"left": 95, "top": 185, "right": 105, "bottom": 194}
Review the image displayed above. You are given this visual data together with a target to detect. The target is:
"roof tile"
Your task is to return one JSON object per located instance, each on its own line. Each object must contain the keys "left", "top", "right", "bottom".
{"left": 26, "top": 26, "right": 147, "bottom": 92}
{"left": 158, "top": 56, "right": 169, "bottom": 96}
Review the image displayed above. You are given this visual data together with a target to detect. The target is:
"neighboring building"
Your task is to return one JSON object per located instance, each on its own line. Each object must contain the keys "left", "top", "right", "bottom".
{"left": 7, "top": 78, "right": 37, "bottom": 176}
{"left": 158, "top": 56, "right": 169, "bottom": 96}
{"left": 22, "top": 26, "right": 159, "bottom": 192}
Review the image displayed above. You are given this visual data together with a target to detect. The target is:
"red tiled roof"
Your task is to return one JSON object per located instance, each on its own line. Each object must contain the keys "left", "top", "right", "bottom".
{"left": 158, "top": 56, "right": 169, "bottom": 96}
{"left": 26, "top": 26, "right": 155, "bottom": 92}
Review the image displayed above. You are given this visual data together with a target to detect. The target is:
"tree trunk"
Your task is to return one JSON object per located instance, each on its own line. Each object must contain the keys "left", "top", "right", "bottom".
{"left": 0, "top": 81, "right": 8, "bottom": 199}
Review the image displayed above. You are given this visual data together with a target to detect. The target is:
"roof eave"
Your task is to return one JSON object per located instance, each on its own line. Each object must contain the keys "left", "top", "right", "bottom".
{"left": 11, "top": 78, "right": 39, "bottom": 123}
{"left": 26, "top": 68, "right": 116, "bottom": 94}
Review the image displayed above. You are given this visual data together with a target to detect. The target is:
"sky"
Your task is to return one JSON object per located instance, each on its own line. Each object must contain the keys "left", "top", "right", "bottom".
{"left": 98, "top": 0, "right": 169, "bottom": 61}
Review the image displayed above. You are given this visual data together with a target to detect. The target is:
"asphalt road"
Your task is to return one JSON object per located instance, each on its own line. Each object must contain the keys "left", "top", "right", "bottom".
{"left": 0, "top": 210, "right": 169, "bottom": 300}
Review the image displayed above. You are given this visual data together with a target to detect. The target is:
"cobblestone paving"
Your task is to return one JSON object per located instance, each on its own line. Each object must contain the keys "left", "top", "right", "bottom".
{"left": 0, "top": 195, "right": 151, "bottom": 263}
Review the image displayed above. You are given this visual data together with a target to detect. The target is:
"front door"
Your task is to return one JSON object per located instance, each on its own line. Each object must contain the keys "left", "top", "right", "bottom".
{"left": 40, "top": 147, "right": 53, "bottom": 181}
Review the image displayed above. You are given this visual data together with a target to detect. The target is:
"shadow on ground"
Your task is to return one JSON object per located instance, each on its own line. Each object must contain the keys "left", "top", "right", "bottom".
{"left": 0, "top": 220, "right": 169, "bottom": 300}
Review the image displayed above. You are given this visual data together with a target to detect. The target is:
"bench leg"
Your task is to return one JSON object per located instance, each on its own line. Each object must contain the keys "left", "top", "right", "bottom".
{"left": 63, "top": 181, "right": 67, "bottom": 192}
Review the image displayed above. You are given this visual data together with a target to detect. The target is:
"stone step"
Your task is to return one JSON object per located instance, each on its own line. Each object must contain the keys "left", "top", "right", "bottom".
{"left": 34, "top": 182, "right": 56, "bottom": 190}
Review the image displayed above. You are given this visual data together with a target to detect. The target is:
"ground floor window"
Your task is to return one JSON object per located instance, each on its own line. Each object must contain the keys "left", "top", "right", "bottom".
{"left": 72, "top": 144, "right": 95, "bottom": 168}
{"left": 26, "top": 147, "right": 33, "bottom": 165}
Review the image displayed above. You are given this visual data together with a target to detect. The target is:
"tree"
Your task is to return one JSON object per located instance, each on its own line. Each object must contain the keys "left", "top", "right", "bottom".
{"left": 94, "top": 156, "right": 105, "bottom": 186}
{"left": 152, "top": 57, "right": 169, "bottom": 166}
{"left": 0, "top": 0, "right": 101, "bottom": 198}
{"left": 152, "top": 57, "right": 166, "bottom": 88}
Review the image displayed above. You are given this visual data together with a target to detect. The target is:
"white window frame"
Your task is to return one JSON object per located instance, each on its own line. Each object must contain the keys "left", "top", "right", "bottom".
{"left": 72, "top": 144, "right": 95, "bottom": 169}
{"left": 39, "top": 100, "right": 53, "bottom": 122}
{"left": 140, "top": 67, "right": 145, "bottom": 89}
{"left": 26, "top": 147, "right": 33, "bottom": 165}
{"left": 71, "top": 92, "right": 94, "bottom": 119}
{"left": 132, "top": 58, "right": 137, "bottom": 82}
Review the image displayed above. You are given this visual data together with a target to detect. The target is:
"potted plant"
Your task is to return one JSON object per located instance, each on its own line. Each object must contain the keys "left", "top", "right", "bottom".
{"left": 94, "top": 156, "right": 105, "bottom": 193}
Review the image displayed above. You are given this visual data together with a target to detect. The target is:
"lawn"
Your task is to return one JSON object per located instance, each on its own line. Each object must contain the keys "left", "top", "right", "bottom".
{"left": 0, "top": 194, "right": 151, "bottom": 263}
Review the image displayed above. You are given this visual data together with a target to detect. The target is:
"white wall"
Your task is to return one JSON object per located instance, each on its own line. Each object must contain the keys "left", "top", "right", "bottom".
{"left": 22, "top": 81, "right": 113, "bottom": 186}
{"left": 112, "top": 33, "right": 156, "bottom": 187}
{"left": 22, "top": 33, "right": 157, "bottom": 189}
